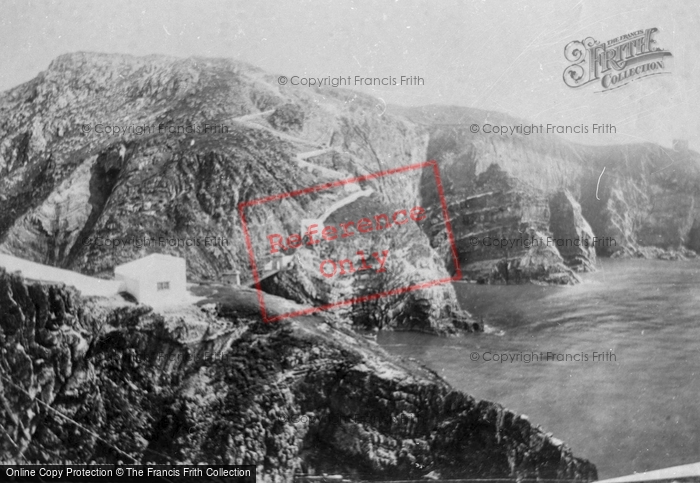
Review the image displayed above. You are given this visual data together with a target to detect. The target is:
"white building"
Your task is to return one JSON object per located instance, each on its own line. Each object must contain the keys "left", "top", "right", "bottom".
{"left": 262, "top": 254, "right": 295, "bottom": 271}
{"left": 114, "top": 254, "right": 187, "bottom": 307}
{"left": 222, "top": 269, "right": 241, "bottom": 285}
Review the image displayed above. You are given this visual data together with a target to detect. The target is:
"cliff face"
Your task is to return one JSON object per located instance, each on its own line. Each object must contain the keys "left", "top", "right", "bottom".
{"left": 259, "top": 191, "right": 476, "bottom": 334}
{"left": 0, "top": 52, "right": 471, "bottom": 330}
{"left": 0, "top": 269, "right": 597, "bottom": 481}
{"left": 2, "top": 53, "right": 698, "bottom": 298}
{"left": 579, "top": 143, "right": 700, "bottom": 258}
{"left": 392, "top": 105, "right": 700, "bottom": 282}
{"left": 549, "top": 190, "right": 597, "bottom": 272}
{"left": 0, "top": 53, "right": 425, "bottom": 277}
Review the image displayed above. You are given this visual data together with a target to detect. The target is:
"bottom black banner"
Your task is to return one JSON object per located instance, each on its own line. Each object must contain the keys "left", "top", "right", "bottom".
{"left": 0, "top": 465, "right": 256, "bottom": 482}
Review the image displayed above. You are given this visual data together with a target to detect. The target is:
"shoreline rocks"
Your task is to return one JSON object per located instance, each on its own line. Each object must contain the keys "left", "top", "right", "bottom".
{"left": 0, "top": 269, "right": 597, "bottom": 481}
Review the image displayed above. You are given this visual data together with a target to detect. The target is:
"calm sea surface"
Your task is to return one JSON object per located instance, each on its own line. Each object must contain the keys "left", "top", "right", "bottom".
{"left": 377, "top": 259, "right": 700, "bottom": 478}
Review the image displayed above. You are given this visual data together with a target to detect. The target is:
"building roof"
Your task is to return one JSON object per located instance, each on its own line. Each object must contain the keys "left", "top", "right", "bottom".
{"left": 114, "top": 253, "right": 185, "bottom": 277}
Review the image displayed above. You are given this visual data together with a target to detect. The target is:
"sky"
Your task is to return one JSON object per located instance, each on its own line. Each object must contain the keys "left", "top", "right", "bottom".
{"left": 1, "top": 0, "right": 698, "bottom": 148}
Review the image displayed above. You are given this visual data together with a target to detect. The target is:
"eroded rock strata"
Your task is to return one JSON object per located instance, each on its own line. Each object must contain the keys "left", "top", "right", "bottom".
{"left": 1, "top": 51, "right": 698, "bottom": 479}
{"left": 0, "top": 52, "right": 471, "bottom": 331}
{"left": 1, "top": 54, "right": 698, "bottom": 311}
{"left": 396, "top": 105, "right": 700, "bottom": 281}
{"left": 259, "top": 193, "right": 476, "bottom": 334}
{"left": 0, "top": 269, "right": 597, "bottom": 481}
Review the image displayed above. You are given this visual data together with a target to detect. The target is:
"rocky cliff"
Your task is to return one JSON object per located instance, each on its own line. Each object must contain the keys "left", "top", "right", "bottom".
{"left": 0, "top": 52, "right": 470, "bottom": 331}
{"left": 0, "top": 269, "right": 597, "bottom": 481}
{"left": 392, "top": 105, "right": 700, "bottom": 283}
{"left": 0, "top": 53, "right": 426, "bottom": 277}
{"left": 7, "top": 50, "right": 697, "bottom": 480}
{"left": 258, "top": 191, "right": 477, "bottom": 334}
{"left": 2, "top": 53, "right": 698, "bottom": 300}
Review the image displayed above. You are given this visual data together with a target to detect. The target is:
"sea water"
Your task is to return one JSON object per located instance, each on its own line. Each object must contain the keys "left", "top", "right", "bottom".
{"left": 378, "top": 259, "right": 700, "bottom": 478}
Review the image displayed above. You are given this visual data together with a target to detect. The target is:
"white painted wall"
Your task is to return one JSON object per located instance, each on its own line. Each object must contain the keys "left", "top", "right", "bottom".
{"left": 114, "top": 254, "right": 187, "bottom": 307}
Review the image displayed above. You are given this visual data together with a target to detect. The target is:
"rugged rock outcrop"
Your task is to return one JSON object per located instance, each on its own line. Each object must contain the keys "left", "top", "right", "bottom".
{"left": 0, "top": 269, "right": 597, "bottom": 481}
{"left": 549, "top": 190, "right": 597, "bottom": 272}
{"left": 0, "top": 52, "right": 471, "bottom": 328}
{"left": 580, "top": 143, "right": 700, "bottom": 260}
{"left": 0, "top": 53, "right": 433, "bottom": 280}
{"left": 393, "top": 105, "right": 700, "bottom": 281}
{"left": 2, "top": 52, "right": 699, "bottom": 298}
{"left": 419, "top": 160, "right": 581, "bottom": 284}
{"left": 259, "top": 191, "right": 476, "bottom": 333}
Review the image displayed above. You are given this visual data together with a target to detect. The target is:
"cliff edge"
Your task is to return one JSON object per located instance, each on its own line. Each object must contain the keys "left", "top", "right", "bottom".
{"left": 0, "top": 269, "right": 597, "bottom": 481}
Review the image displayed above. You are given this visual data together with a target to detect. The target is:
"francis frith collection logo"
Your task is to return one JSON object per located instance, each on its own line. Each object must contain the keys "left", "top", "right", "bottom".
{"left": 563, "top": 28, "right": 672, "bottom": 92}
